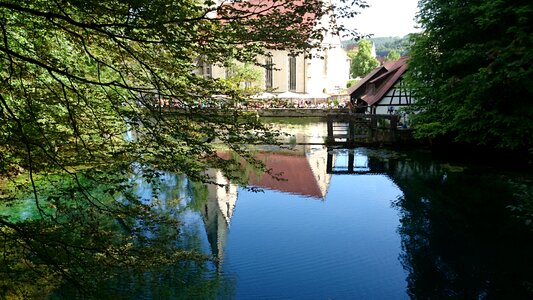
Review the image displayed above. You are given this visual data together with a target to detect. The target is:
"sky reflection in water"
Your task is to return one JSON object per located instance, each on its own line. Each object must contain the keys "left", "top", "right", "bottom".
{"left": 195, "top": 144, "right": 533, "bottom": 299}
{"left": 7, "top": 125, "right": 530, "bottom": 299}
{"left": 196, "top": 147, "right": 410, "bottom": 299}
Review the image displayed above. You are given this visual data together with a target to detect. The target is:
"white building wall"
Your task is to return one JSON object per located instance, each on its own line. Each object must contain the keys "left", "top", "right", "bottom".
{"left": 308, "top": 0, "right": 350, "bottom": 94}
{"left": 375, "top": 81, "right": 413, "bottom": 114}
{"left": 199, "top": 0, "right": 350, "bottom": 96}
{"left": 265, "top": 48, "right": 349, "bottom": 95}
{"left": 324, "top": 46, "right": 350, "bottom": 93}
{"left": 267, "top": 51, "right": 307, "bottom": 93}
{"left": 211, "top": 64, "right": 226, "bottom": 80}
{"left": 375, "top": 105, "right": 391, "bottom": 115}
{"left": 295, "top": 54, "right": 307, "bottom": 93}
{"left": 271, "top": 51, "right": 288, "bottom": 92}
{"left": 305, "top": 50, "right": 325, "bottom": 94}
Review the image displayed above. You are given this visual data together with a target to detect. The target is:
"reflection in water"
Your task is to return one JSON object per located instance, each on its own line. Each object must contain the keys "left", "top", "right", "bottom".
{"left": 247, "top": 146, "right": 331, "bottom": 199}
{"left": 1, "top": 139, "right": 532, "bottom": 299}
{"left": 221, "top": 148, "right": 407, "bottom": 299}
{"left": 199, "top": 144, "right": 332, "bottom": 267}
{"left": 204, "top": 146, "right": 533, "bottom": 298}
{"left": 327, "top": 148, "right": 377, "bottom": 174}
{"left": 0, "top": 168, "right": 231, "bottom": 299}
{"left": 390, "top": 160, "right": 533, "bottom": 299}
{"left": 200, "top": 169, "right": 238, "bottom": 266}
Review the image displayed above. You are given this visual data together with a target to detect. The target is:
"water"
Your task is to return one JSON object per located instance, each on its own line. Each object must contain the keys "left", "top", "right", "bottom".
{"left": 222, "top": 172, "right": 407, "bottom": 299}
{"left": 186, "top": 145, "right": 533, "bottom": 299}
{"left": 2, "top": 121, "right": 533, "bottom": 299}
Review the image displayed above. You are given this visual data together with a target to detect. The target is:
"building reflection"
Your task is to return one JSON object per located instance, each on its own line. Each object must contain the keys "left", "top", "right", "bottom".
{"left": 198, "top": 144, "right": 533, "bottom": 298}
{"left": 199, "top": 146, "right": 413, "bottom": 262}
{"left": 199, "top": 142, "right": 333, "bottom": 262}
{"left": 200, "top": 169, "right": 238, "bottom": 265}
{"left": 248, "top": 145, "right": 331, "bottom": 200}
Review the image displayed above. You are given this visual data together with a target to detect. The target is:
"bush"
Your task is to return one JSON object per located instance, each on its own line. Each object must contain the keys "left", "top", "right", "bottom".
{"left": 346, "top": 79, "right": 358, "bottom": 88}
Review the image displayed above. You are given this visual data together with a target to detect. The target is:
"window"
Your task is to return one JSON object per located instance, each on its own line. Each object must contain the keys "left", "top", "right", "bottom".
{"left": 265, "top": 57, "right": 273, "bottom": 89}
{"left": 204, "top": 63, "right": 212, "bottom": 78}
{"left": 289, "top": 56, "right": 296, "bottom": 91}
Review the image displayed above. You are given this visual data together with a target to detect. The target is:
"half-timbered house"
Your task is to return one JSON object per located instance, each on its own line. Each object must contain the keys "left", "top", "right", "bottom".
{"left": 347, "top": 57, "right": 412, "bottom": 114}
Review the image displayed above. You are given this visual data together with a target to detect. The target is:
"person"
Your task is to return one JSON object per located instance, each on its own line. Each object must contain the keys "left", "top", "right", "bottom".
{"left": 387, "top": 106, "right": 394, "bottom": 114}
{"left": 347, "top": 99, "right": 354, "bottom": 114}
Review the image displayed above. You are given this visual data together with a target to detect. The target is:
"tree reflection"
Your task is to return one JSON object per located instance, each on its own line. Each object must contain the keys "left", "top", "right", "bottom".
{"left": 0, "top": 167, "right": 232, "bottom": 299}
{"left": 389, "top": 159, "right": 533, "bottom": 299}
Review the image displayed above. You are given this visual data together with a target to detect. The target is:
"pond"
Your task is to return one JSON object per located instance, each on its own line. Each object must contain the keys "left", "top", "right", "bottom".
{"left": 2, "top": 121, "right": 533, "bottom": 299}
{"left": 191, "top": 145, "right": 532, "bottom": 299}
{"left": 217, "top": 148, "right": 407, "bottom": 299}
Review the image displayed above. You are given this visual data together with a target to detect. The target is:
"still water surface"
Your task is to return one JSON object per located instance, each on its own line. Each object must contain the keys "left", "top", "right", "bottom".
{"left": 166, "top": 144, "right": 532, "bottom": 299}
{"left": 222, "top": 164, "right": 407, "bottom": 299}
{"left": 3, "top": 121, "right": 533, "bottom": 299}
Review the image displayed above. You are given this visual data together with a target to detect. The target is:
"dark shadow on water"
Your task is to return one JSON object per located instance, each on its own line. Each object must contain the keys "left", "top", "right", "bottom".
{"left": 383, "top": 153, "right": 533, "bottom": 299}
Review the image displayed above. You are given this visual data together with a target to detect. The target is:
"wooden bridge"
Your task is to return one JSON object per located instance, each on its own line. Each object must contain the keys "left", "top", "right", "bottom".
{"left": 159, "top": 107, "right": 413, "bottom": 146}
{"left": 325, "top": 113, "right": 412, "bottom": 147}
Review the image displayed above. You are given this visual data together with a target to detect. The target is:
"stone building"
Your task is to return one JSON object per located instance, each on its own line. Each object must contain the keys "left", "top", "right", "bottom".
{"left": 196, "top": 0, "right": 350, "bottom": 98}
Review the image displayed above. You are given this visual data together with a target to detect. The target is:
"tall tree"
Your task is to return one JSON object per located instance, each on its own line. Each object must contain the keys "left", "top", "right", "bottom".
{"left": 406, "top": 0, "right": 533, "bottom": 150}
{"left": 371, "top": 35, "right": 411, "bottom": 57}
{"left": 348, "top": 39, "right": 379, "bottom": 78}
{"left": 0, "top": 0, "right": 368, "bottom": 179}
{"left": 0, "top": 0, "right": 368, "bottom": 294}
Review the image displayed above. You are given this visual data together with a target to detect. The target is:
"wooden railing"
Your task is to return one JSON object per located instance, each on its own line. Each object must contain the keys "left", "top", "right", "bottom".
{"left": 325, "top": 113, "right": 408, "bottom": 146}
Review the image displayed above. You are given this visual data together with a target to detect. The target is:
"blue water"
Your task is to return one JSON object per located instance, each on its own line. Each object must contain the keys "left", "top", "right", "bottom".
{"left": 15, "top": 140, "right": 531, "bottom": 299}
{"left": 221, "top": 174, "right": 408, "bottom": 299}
{"left": 149, "top": 147, "right": 412, "bottom": 299}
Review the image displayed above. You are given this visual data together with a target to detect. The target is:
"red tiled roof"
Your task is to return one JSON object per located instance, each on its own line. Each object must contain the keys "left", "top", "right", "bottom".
{"left": 346, "top": 66, "right": 387, "bottom": 95}
{"left": 248, "top": 152, "right": 324, "bottom": 199}
{"left": 348, "top": 56, "right": 409, "bottom": 106}
{"left": 382, "top": 59, "right": 400, "bottom": 70}
{"left": 217, "top": 0, "right": 318, "bottom": 45}
{"left": 218, "top": 0, "right": 317, "bottom": 24}
{"left": 214, "top": 151, "right": 325, "bottom": 199}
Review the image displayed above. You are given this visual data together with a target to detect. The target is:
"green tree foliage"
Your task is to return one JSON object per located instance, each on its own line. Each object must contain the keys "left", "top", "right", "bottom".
{"left": 348, "top": 39, "right": 379, "bottom": 78}
{"left": 371, "top": 35, "right": 411, "bottom": 57}
{"left": 0, "top": 0, "right": 367, "bottom": 294}
{"left": 224, "top": 61, "right": 263, "bottom": 94}
{"left": 0, "top": 0, "right": 367, "bottom": 178}
{"left": 386, "top": 49, "right": 401, "bottom": 61}
{"left": 0, "top": 169, "right": 224, "bottom": 298}
{"left": 406, "top": 0, "right": 533, "bottom": 150}
{"left": 0, "top": 0, "right": 328, "bottom": 180}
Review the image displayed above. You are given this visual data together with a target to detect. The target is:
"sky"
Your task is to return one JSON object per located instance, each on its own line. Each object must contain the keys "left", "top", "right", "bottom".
{"left": 346, "top": 0, "right": 420, "bottom": 37}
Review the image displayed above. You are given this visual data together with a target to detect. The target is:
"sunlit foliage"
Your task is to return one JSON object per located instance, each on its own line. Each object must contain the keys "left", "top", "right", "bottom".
{"left": 0, "top": 0, "right": 368, "bottom": 295}
{"left": 406, "top": 0, "right": 533, "bottom": 150}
